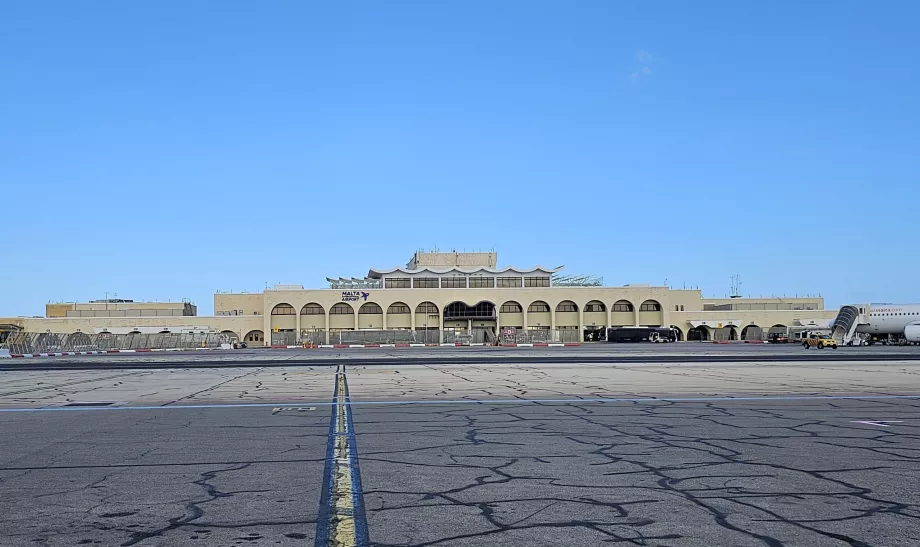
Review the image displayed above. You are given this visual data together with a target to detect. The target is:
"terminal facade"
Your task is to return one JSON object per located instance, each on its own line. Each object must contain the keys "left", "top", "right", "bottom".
{"left": 0, "top": 251, "right": 837, "bottom": 345}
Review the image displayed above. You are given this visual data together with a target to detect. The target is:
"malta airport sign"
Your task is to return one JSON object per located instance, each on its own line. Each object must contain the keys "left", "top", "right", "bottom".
{"left": 341, "top": 291, "right": 370, "bottom": 302}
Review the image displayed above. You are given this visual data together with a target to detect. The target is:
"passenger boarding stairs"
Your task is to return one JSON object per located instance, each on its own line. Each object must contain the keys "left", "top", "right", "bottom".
{"left": 831, "top": 305, "right": 868, "bottom": 345}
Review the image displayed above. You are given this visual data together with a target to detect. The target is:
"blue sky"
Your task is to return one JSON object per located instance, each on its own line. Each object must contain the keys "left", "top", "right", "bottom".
{"left": 1, "top": 1, "right": 918, "bottom": 316}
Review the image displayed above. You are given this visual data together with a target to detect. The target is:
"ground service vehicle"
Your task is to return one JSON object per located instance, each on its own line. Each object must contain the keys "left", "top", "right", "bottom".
{"left": 606, "top": 327, "right": 677, "bottom": 343}
{"left": 803, "top": 333, "right": 837, "bottom": 349}
{"left": 769, "top": 332, "right": 789, "bottom": 343}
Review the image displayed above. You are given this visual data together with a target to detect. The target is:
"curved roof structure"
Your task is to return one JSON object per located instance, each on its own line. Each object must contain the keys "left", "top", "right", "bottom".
{"left": 367, "top": 265, "right": 563, "bottom": 278}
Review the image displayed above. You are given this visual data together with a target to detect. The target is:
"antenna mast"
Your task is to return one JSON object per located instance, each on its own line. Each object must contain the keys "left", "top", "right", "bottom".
{"left": 730, "top": 274, "right": 742, "bottom": 298}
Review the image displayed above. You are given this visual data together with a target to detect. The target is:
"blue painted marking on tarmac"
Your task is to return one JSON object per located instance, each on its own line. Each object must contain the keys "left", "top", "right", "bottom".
{"left": 342, "top": 375, "right": 370, "bottom": 547}
{"left": 1, "top": 394, "right": 920, "bottom": 413}
{"left": 313, "top": 368, "right": 340, "bottom": 547}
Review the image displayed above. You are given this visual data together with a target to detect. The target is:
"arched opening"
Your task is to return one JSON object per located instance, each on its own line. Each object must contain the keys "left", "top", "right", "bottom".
{"left": 741, "top": 325, "right": 763, "bottom": 341}
{"left": 271, "top": 303, "right": 296, "bottom": 315}
{"left": 69, "top": 332, "right": 93, "bottom": 349}
{"left": 583, "top": 300, "right": 607, "bottom": 340}
{"left": 688, "top": 326, "right": 710, "bottom": 341}
{"left": 416, "top": 302, "right": 439, "bottom": 314}
{"left": 444, "top": 301, "right": 497, "bottom": 342}
{"left": 527, "top": 300, "right": 551, "bottom": 329}
{"left": 637, "top": 299, "right": 663, "bottom": 327}
{"left": 359, "top": 303, "right": 383, "bottom": 314}
{"left": 270, "top": 303, "right": 297, "bottom": 341}
{"left": 550, "top": 300, "right": 578, "bottom": 335}
{"left": 444, "top": 301, "right": 496, "bottom": 322}
{"left": 329, "top": 303, "right": 355, "bottom": 334}
{"left": 330, "top": 303, "right": 354, "bottom": 314}
{"left": 301, "top": 303, "right": 325, "bottom": 315}
{"left": 415, "top": 301, "right": 440, "bottom": 341}
{"left": 713, "top": 326, "right": 737, "bottom": 341}
{"left": 220, "top": 330, "right": 238, "bottom": 339}
{"left": 498, "top": 301, "right": 523, "bottom": 328}
{"left": 244, "top": 330, "right": 265, "bottom": 346}
{"left": 611, "top": 300, "right": 635, "bottom": 326}
{"left": 386, "top": 302, "right": 412, "bottom": 329}
{"left": 387, "top": 302, "right": 411, "bottom": 314}
{"left": 300, "top": 302, "right": 326, "bottom": 331}
{"left": 358, "top": 302, "right": 383, "bottom": 329}
{"left": 766, "top": 324, "right": 788, "bottom": 342}
{"left": 670, "top": 325, "right": 684, "bottom": 341}
{"left": 768, "top": 324, "right": 788, "bottom": 335}
{"left": 128, "top": 330, "right": 141, "bottom": 335}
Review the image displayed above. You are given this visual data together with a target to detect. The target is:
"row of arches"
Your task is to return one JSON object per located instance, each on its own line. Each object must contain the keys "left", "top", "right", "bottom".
{"left": 683, "top": 324, "right": 789, "bottom": 342}
{"left": 269, "top": 299, "right": 661, "bottom": 316}
{"left": 241, "top": 322, "right": 791, "bottom": 346}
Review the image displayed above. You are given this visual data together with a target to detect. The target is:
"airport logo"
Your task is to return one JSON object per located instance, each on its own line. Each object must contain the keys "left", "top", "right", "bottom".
{"left": 341, "top": 291, "right": 370, "bottom": 302}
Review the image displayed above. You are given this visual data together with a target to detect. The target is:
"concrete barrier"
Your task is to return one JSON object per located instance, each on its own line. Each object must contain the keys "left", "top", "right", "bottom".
{"left": 0, "top": 349, "right": 10, "bottom": 359}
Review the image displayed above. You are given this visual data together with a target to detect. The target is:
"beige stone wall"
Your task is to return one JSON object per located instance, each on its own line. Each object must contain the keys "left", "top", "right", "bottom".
{"left": 214, "top": 293, "right": 264, "bottom": 316}
{"left": 670, "top": 310, "right": 838, "bottom": 340}
{"left": 385, "top": 312, "right": 412, "bottom": 329}
{"left": 702, "top": 296, "right": 824, "bottom": 310}
{"left": 45, "top": 304, "right": 74, "bottom": 318}
{"left": 0, "top": 318, "right": 26, "bottom": 329}
{"left": 583, "top": 311, "right": 606, "bottom": 327}
{"left": 610, "top": 311, "right": 635, "bottom": 326}
{"left": 667, "top": 290, "right": 704, "bottom": 312}
{"left": 6, "top": 315, "right": 261, "bottom": 340}
{"left": 556, "top": 311, "right": 579, "bottom": 328}
{"left": 73, "top": 302, "right": 188, "bottom": 311}
{"left": 7, "top": 286, "right": 843, "bottom": 346}
{"left": 410, "top": 251, "right": 497, "bottom": 269}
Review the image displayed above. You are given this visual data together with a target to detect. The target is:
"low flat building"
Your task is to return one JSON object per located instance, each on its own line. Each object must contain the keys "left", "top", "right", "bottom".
{"left": 46, "top": 299, "right": 197, "bottom": 318}
{"left": 1, "top": 251, "right": 837, "bottom": 346}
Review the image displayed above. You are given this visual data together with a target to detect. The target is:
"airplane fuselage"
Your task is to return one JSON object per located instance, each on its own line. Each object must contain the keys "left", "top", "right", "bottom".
{"left": 856, "top": 304, "right": 920, "bottom": 337}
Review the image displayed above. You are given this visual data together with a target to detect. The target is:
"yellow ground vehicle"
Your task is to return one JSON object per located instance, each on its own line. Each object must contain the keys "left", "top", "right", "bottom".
{"left": 803, "top": 333, "right": 837, "bottom": 349}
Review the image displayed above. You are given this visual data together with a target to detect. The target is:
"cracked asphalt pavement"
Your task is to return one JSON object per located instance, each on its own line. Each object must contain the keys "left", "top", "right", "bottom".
{"left": 1, "top": 357, "right": 919, "bottom": 546}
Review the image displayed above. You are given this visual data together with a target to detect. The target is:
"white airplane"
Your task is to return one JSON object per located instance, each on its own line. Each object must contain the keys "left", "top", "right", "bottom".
{"left": 834, "top": 303, "right": 920, "bottom": 343}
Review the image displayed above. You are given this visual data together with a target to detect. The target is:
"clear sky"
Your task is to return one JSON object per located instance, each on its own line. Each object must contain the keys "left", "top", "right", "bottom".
{"left": 2, "top": 1, "right": 918, "bottom": 316}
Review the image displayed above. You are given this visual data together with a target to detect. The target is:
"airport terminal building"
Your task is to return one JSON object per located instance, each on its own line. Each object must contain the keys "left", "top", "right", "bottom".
{"left": 0, "top": 251, "right": 837, "bottom": 346}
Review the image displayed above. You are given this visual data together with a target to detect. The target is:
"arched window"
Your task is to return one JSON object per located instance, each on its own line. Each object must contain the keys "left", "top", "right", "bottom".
{"left": 639, "top": 300, "right": 661, "bottom": 312}
{"left": 585, "top": 301, "right": 606, "bottom": 313}
{"left": 528, "top": 301, "right": 550, "bottom": 313}
{"left": 244, "top": 330, "right": 264, "bottom": 342}
{"left": 301, "top": 303, "right": 325, "bottom": 315}
{"left": 416, "top": 302, "right": 439, "bottom": 314}
{"left": 556, "top": 301, "right": 578, "bottom": 313}
{"left": 612, "top": 300, "right": 634, "bottom": 312}
{"left": 330, "top": 303, "right": 354, "bottom": 315}
{"left": 500, "top": 301, "right": 522, "bottom": 313}
{"left": 271, "top": 304, "right": 296, "bottom": 315}
{"left": 359, "top": 303, "right": 383, "bottom": 314}
{"left": 387, "top": 303, "right": 411, "bottom": 314}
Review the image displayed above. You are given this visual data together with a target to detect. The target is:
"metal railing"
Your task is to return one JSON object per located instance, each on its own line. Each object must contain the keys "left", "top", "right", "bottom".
{"left": 334, "top": 330, "right": 429, "bottom": 345}
{"left": 498, "top": 328, "right": 580, "bottom": 345}
{"left": 0, "top": 332, "right": 228, "bottom": 354}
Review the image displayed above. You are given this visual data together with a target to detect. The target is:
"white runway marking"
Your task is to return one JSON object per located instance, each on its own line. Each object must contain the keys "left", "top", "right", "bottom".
{"left": 850, "top": 420, "right": 905, "bottom": 427}
{"left": 1, "top": 393, "right": 920, "bottom": 412}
